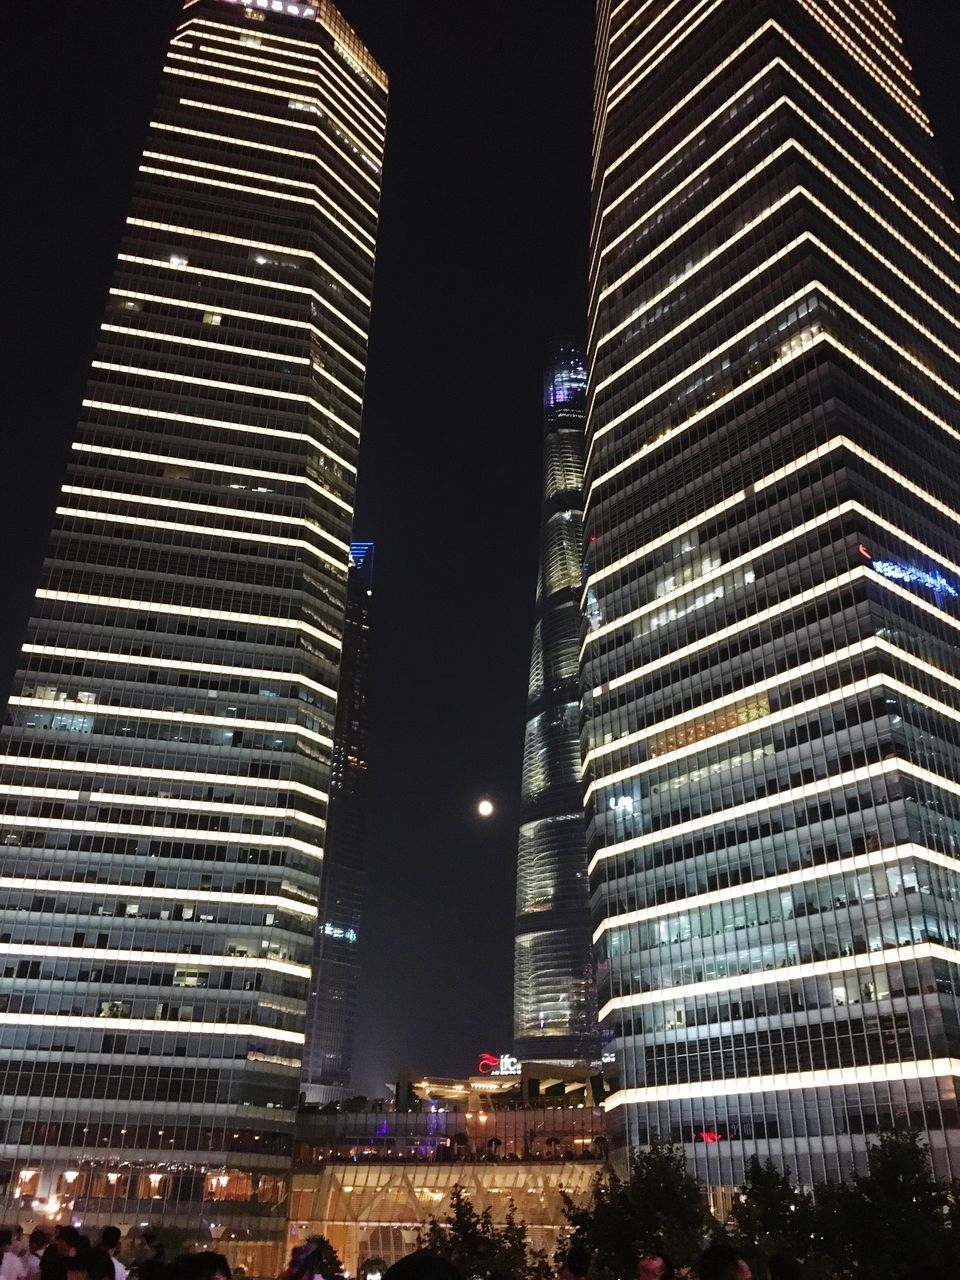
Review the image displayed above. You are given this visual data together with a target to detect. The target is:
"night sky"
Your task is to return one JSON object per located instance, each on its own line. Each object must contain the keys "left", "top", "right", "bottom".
{"left": 5, "top": 1, "right": 960, "bottom": 1097}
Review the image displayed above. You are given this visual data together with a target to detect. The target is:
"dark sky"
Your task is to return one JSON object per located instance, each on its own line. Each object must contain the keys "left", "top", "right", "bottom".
{"left": 5, "top": 1, "right": 960, "bottom": 1097}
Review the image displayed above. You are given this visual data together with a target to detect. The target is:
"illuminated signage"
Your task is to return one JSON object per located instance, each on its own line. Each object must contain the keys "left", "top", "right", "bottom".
{"left": 322, "top": 923, "right": 357, "bottom": 944}
{"left": 225, "top": 0, "right": 318, "bottom": 19}
{"left": 860, "top": 546, "right": 959, "bottom": 600}
{"left": 477, "top": 1052, "right": 521, "bottom": 1077}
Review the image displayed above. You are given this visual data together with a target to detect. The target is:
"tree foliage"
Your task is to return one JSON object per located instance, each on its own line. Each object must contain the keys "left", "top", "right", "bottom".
{"left": 808, "top": 1131, "right": 956, "bottom": 1279}
{"left": 418, "top": 1184, "right": 551, "bottom": 1280}
{"left": 304, "top": 1234, "right": 344, "bottom": 1280}
{"left": 561, "top": 1140, "right": 715, "bottom": 1277}
{"left": 563, "top": 1133, "right": 958, "bottom": 1280}
{"left": 729, "top": 1158, "right": 814, "bottom": 1265}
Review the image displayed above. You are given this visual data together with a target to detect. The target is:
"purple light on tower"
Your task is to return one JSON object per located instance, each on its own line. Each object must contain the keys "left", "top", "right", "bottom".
{"left": 545, "top": 353, "right": 587, "bottom": 409}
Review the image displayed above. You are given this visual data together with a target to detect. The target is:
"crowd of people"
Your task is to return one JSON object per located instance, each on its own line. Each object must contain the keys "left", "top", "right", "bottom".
{"left": 0, "top": 1228, "right": 231, "bottom": 1280}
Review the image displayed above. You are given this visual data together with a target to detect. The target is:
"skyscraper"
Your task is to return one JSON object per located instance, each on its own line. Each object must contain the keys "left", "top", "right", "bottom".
{"left": 586, "top": 0, "right": 960, "bottom": 1189}
{"left": 0, "top": 0, "right": 385, "bottom": 1259}
{"left": 514, "top": 350, "right": 598, "bottom": 1064}
{"left": 303, "top": 539, "right": 373, "bottom": 1103}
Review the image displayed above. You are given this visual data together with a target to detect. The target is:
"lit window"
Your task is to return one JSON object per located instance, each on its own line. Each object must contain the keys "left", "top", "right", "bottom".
{"left": 203, "top": 312, "right": 222, "bottom": 326}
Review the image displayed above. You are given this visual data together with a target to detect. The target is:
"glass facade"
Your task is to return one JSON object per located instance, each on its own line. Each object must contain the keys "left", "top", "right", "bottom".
{"left": 514, "top": 350, "right": 599, "bottom": 1063}
{"left": 302, "top": 541, "right": 373, "bottom": 1103}
{"left": 0, "top": 0, "right": 385, "bottom": 1255}
{"left": 586, "top": 0, "right": 960, "bottom": 1187}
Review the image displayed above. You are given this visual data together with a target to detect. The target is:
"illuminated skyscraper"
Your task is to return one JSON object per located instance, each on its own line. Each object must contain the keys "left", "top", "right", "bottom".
{"left": 303, "top": 540, "right": 373, "bottom": 1103}
{"left": 587, "top": 0, "right": 960, "bottom": 1189}
{"left": 514, "top": 349, "right": 598, "bottom": 1064}
{"left": 0, "top": 0, "right": 385, "bottom": 1259}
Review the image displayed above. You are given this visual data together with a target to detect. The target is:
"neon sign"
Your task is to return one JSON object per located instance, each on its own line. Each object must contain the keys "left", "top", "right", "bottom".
{"left": 870, "top": 559, "right": 958, "bottom": 599}
{"left": 477, "top": 1052, "right": 521, "bottom": 1077}
{"left": 225, "top": 0, "right": 318, "bottom": 19}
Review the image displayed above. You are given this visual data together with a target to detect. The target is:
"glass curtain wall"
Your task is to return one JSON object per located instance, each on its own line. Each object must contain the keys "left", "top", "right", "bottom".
{"left": 0, "top": 0, "right": 386, "bottom": 1260}
{"left": 586, "top": 0, "right": 960, "bottom": 1189}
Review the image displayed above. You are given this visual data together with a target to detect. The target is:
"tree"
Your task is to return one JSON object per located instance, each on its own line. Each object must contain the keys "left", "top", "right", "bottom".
{"left": 418, "top": 1184, "right": 551, "bottom": 1280}
{"left": 810, "top": 1131, "right": 955, "bottom": 1279}
{"left": 729, "top": 1158, "right": 813, "bottom": 1265}
{"left": 303, "top": 1234, "right": 344, "bottom": 1280}
{"left": 561, "top": 1141, "right": 715, "bottom": 1277}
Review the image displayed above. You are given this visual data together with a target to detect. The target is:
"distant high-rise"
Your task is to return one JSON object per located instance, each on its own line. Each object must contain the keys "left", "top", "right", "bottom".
{"left": 514, "top": 349, "right": 598, "bottom": 1064}
{"left": 0, "top": 0, "right": 385, "bottom": 1260}
{"left": 587, "top": 0, "right": 960, "bottom": 1188}
{"left": 303, "top": 540, "right": 373, "bottom": 1103}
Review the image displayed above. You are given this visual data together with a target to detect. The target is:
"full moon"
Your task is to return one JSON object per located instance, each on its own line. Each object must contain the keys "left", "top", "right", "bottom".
{"left": 477, "top": 798, "right": 494, "bottom": 818}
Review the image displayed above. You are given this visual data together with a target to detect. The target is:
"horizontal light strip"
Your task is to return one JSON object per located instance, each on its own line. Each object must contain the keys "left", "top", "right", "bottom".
{"left": 23, "top": 640, "right": 337, "bottom": 702}
{"left": 583, "top": 433, "right": 960, "bottom": 597}
{"left": 593, "top": 842, "right": 960, "bottom": 940}
{"left": 600, "top": 944, "right": 960, "bottom": 1017}
{"left": 0, "top": 1012, "right": 304, "bottom": 1045}
{"left": 592, "top": 231, "right": 960, "bottom": 425}
{"left": 589, "top": 755, "right": 902, "bottom": 873}
{"left": 608, "top": 0, "right": 725, "bottom": 113}
{"left": 598, "top": 140, "right": 959, "bottom": 313}
{"left": 591, "top": 751, "right": 960, "bottom": 875}
{"left": 588, "top": 329, "right": 829, "bottom": 501}
{"left": 796, "top": 0, "right": 927, "bottom": 128}
{"left": 117, "top": 252, "right": 366, "bottom": 345}
{"left": 0, "top": 877, "right": 317, "bottom": 918}
{"left": 0, "top": 942, "right": 308, "bottom": 978}
{"left": 803, "top": 0, "right": 915, "bottom": 88}
{"left": 605, "top": 1057, "right": 960, "bottom": 1110}
{"left": 185, "top": 22, "right": 386, "bottom": 127}
{"left": 190, "top": 40, "right": 382, "bottom": 152}
{"left": 584, "top": 495, "right": 960, "bottom": 652}
{"left": 593, "top": 568, "right": 859, "bottom": 699}
{"left": 182, "top": 16, "right": 388, "bottom": 99}
{"left": 164, "top": 104, "right": 377, "bottom": 230}
{"left": 0, "top": 813, "right": 323, "bottom": 861}
{"left": 588, "top": 326, "right": 960, "bottom": 503}
{"left": 56, "top": 506, "right": 345, "bottom": 574}
{"left": 169, "top": 45, "right": 381, "bottom": 158}
{"left": 106, "top": 287, "right": 364, "bottom": 405}
{"left": 162, "top": 61, "right": 379, "bottom": 191}
{"left": 596, "top": 91, "right": 958, "bottom": 304}
{"left": 91, "top": 357, "right": 359, "bottom": 442}
{"left": 584, "top": 635, "right": 871, "bottom": 767}
{"left": 0, "top": 756, "right": 329, "bottom": 804}
{"left": 585, "top": 632, "right": 960, "bottom": 783}
{"left": 610, "top": 0, "right": 693, "bottom": 72}
{"left": 596, "top": 22, "right": 951, "bottom": 274}
{"left": 35, "top": 589, "right": 341, "bottom": 652}
{"left": 164, "top": 103, "right": 375, "bottom": 244}
{"left": 587, "top": 671, "right": 960, "bottom": 805}
{"left": 585, "top": 496, "right": 848, "bottom": 648}
{"left": 590, "top": 284, "right": 818, "bottom": 447}
{"left": 81, "top": 399, "right": 357, "bottom": 477}
{"left": 138, "top": 162, "right": 375, "bottom": 261}
{"left": 592, "top": 560, "right": 960, "bottom": 719}
{"left": 102, "top": 322, "right": 311, "bottom": 365}
{"left": 71, "top": 441, "right": 352, "bottom": 516}
{"left": 0, "top": 783, "right": 325, "bottom": 829}
{"left": 595, "top": 177, "right": 958, "bottom": 359}
{"left": 61, "top": 483, "right": 350, "bottom": 555}
{"left": 127, "top": 216, "right": 370, "bottom": 308}
{"left": 9, "top": 695, "right": 333, "bottom": 749}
